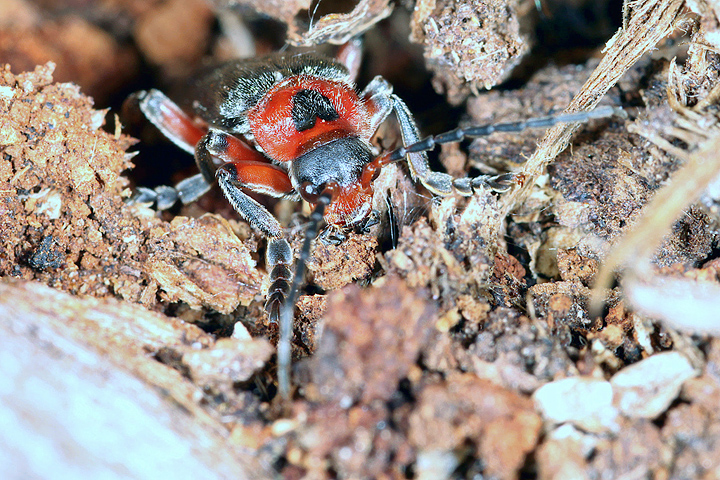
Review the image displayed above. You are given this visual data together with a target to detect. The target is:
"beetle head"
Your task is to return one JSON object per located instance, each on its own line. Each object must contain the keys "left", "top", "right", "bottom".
{"left": 291, "top": 136, "right": 374, "bottom": 226}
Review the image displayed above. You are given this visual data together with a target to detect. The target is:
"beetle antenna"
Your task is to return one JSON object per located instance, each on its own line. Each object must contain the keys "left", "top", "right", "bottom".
{"left": 386, "top": 105, "right": 626, "bottom": 162}
{"left": 277, "top": 189, "right": 333, "bottom": 404}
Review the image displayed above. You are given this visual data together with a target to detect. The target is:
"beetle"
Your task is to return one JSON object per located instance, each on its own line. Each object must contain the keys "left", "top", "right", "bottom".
{"left": 131, "top": 42, "right": 620, "bottom": 400}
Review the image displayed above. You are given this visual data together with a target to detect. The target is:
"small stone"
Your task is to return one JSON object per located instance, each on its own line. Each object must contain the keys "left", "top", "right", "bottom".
{"left": 611, "top": 352, "right": 697, "bottom": 419}
{"left": 183, "top": 337, "right": 273, "bottom": 389}
{"left": 533, "top": 377, "right": 620, "bottom": 433}
{"left": 231, "top": 322, "right": 252, "bottom": 341}
{"left": 415, "top": 449, "right": 460, "bottom": 480}
{"left": 537, "top": 425, "right": 595, "bottom": 480}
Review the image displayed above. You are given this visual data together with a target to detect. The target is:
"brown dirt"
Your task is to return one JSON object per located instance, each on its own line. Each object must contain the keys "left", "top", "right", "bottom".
{"left": 2, "top": 0, "right": 720, "bottom": 478}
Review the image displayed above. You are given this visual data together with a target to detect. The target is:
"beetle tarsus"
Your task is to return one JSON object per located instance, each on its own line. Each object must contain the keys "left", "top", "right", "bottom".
{"left": 126, "top": 173, "right": 211, "bottom": 211}
{"left": 175, "top": 173, "right": 213, "bottom": 204}
{"left": 318, "top": 227, "right": 347, "bottom": 245}
{"left": 383, "top": 105, "right": 623, "bottom": 197}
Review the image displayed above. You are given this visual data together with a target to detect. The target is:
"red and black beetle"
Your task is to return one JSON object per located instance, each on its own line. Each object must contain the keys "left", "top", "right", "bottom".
{"left": 132, "top": 41, "right": 620, "bottom": 399}
{"left": 135, "top": 42, "right": 462, "bottom": 317}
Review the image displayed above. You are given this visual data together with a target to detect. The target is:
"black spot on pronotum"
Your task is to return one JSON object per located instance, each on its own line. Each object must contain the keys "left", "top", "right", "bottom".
{"left": 291, "top": 89, "right": 339, "bottom": 132}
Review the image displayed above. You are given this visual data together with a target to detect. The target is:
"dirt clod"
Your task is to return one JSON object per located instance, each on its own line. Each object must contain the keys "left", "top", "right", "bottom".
{"left": 411, "top": 0, "right": 527, "bottom": 104}
{"left": 301, "top": 276, "right": 436, "bottom": 405}
{"left": 2, "top": 1, "right": 720, "bottom": 478}
{"left": 410, "top": 373, "right": 542, "bottom": 480}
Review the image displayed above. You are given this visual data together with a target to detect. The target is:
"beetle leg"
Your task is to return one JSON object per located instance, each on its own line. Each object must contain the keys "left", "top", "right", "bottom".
{"left": 138, "top": 89, "right": 205, "bottom": 155}
{"left": 130, "top": 173, "right": 212, "bottom": 208}
{"left": 385, "top": 105, "right": 622, "bottom": 196}
{"left": 390, "top": 94, "right": 455, "bottom": 195}
{"left": 360, "top": 76, "right": 394, "bottom": 135}
{"left": 215, "top": 164, "right": 289, "bottom": 238}
{"left": 387, "top": 93, "right": 520, "bottom": 196}
{"left": 133, "top": 89, "right": 213, "bottom": 206}
{"left": 336, "top": 37, "right": 363, "bottom": 83}
{"left": 357, "top": 209, "right": 381, "bottom": 233}
{"left": 318, "top": 226, "right": 347, "bottom": 246}
{"left": 198, "top": 128, "right": 295, "bottom": 194}
{"left": 362, "top": 82, "right": 456, "bottom": 195}
{"left": 216, "top": 165, "right": 296, "bottom": 327}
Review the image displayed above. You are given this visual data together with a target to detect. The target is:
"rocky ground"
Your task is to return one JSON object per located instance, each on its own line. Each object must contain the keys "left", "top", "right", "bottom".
{"left": 1, "top": 0, "right": 719, "bottom": 478}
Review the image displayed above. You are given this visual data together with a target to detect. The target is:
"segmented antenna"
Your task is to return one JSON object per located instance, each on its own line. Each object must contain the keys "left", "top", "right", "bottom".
{"left": 277, "top": 188, "right": 334, "bottom": 403}
{"left": 387, "top": 105, "right": 625, "bottom": 162}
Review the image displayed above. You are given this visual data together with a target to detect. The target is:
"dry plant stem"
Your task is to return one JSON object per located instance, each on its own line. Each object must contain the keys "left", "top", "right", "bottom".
{"left": 293, "top": 0, "right": 393, "bottom": 45}
{"left": 694, "top": 78, "right": 720, "bottom": 110}
{"left": 502, "top": 0, "right": 684, "bottom": 214}
{"left": 590, "top": 133, "right": 720, "bottom": 311}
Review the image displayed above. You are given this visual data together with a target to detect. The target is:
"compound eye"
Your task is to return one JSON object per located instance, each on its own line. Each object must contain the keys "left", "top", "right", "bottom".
{"left": 299, "top": 182, "right": 322, "bottom": 203}
{"left": 299, "top": 181, "right": 338, "bottom": 205}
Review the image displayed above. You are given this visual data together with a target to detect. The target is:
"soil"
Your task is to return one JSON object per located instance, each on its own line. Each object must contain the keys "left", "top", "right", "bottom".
{"left": 1, "top": 0, "right": 720, "bottom": 479}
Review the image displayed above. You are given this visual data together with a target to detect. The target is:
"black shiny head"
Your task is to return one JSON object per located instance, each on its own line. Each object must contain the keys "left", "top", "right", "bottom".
{"left": 291, "top": 136, "right": 372, "bottom": 202}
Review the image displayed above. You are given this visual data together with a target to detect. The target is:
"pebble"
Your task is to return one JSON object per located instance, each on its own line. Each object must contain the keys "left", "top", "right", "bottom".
{"left": 533, "top": 377, "right": 619, "bottom": 433}
{"left": 610, "top": 351, "right": 697, "bottom": 419}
